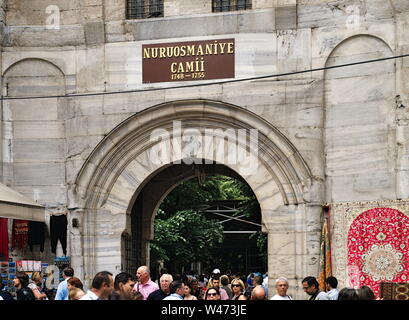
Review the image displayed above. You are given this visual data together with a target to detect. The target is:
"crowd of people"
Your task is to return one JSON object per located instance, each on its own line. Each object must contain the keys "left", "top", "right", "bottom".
{"left": 0, "top": 265, "right": 378, "bottom": 301}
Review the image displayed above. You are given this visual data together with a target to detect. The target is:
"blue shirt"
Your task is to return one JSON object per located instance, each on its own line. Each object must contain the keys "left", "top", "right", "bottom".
{"left": 55, "top": 278, "right": 69, "bottom": 300}
{"left": 163, "top": 293, "right": 183, "bottom": 300}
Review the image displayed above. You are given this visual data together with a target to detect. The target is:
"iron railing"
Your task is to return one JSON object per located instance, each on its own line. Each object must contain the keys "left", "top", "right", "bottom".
{"left": 127, "top": 0, "right": 164, "bottom": 19}
{"left": 213, "top": 0, "right": 252, "bottom": 12}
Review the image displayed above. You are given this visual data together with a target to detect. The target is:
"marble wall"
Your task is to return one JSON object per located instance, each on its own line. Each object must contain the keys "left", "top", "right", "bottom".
{"left": 2, "top": 0, "right": 409, "bottom": 298}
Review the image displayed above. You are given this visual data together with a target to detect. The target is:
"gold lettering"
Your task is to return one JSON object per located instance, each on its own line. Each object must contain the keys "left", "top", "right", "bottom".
{"left": 159, "top": 47, "right": 166, "bottom": 58}
{"left": 227, "top": 42, "right": 234, "bottom": 54}
{"left": 195, "top": 58, "right": 200, "bottom": 72}
{"left": 200, "top": 58, "right": 205, "bottom": 72}
{"left": 166, "top": 46, "right": 174, "bottom": 58}
{"left": 214, "top": 42, "right": 218, "bottom": 55}
{"left": 196, "top": 45, "right": 204, "bottom": 56}
{"left": 152, "top": 48, "right": 158, "bottom": 58}
{"left": 205, "top": 44, "right": 213, "bottom": 55}
{"left": 171, "top": 62, "right": 177, "bottom": 73}
{"left": 174, "top": 46, "right": 181, "bottom": 57}
{"left": 219, "top": 43, "right": 226, "bottom": 54}
{"left": 187, "top": 45, "right": 195, "bottom": 56}
{"left": 186, "top": 61, "right": 194, "bottom": 72}
{"left": 143, "top": 48, "right": 151, "bottom": 59}
{"left": 180, "top": 46, "right": 186, "bottom": 57}
{"left": 177, "top": 63, "right": 184, "bottom": 73}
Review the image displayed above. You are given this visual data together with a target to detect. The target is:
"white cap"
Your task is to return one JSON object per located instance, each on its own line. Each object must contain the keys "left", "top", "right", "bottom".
{"left": 212, "top": 269, "right": 221, "bottom": 274}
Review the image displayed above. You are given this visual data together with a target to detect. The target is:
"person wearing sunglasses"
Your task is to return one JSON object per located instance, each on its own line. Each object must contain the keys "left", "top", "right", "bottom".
{"left": 230, "top": 279, "right": 247, "bottom": 300}
{"left": 205, "top": 287, "right": 221, "bottom": 300}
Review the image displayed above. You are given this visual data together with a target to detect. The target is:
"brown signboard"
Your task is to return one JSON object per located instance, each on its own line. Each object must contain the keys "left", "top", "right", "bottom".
{"left": 142, "top": 38, "right": 235, "bottom": 83}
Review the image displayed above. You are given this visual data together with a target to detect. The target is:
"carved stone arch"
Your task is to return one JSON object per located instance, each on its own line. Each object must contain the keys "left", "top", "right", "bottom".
{"left": 325, "top": 34, "right": 393, "bottom": 69}
{"left": 76, "top": 100, "right": 312, "bottom": 206}
{"left": 3, "top": 58, "right": 66, "bottom": 96}
{"left": 3, "top": 57, "right": 65, "bottom": 78}
{"left": 73, "top": 99, "right": 314, "bottom": 287}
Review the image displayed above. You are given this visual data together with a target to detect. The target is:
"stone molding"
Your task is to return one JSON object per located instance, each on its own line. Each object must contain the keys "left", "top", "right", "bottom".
{"left": 75, "top": 99, "right": 312, "bottom": 210}
{"left": 74, "top": 99, "right": 314, "bottom": 282}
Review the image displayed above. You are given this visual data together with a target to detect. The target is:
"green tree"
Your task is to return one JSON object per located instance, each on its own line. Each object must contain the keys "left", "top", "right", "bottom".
{"left": 150, "top": 175, "right": 266, "bottom": 273}
{"left": 159, "top": 175, "right": 257, "bottom": 217}
{"left": 150, "top": 209, "right": 224, "bottom": 271}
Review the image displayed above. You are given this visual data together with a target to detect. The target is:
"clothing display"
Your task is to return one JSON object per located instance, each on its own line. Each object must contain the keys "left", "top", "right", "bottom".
{"left": 318, "top": 218, "right": 331, "bottom": 291}
{"left": 28, "top": 221, "right": 45, "bottom": 252}
{"left": 50, "top": 215, "right": 68, "bottom": 255}
{"left": 0, "top": 218, "right": 8, "bottom": 261}
{"left": 11, "top": 219, "right": 29, "bottom": 250}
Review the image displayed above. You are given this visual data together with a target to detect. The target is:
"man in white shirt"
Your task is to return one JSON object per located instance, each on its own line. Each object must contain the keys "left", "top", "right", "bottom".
{"left": 270, "top": 277, "right": 292, "bottom": 300}
{"left": 80, "top": 271, "right": 114, "bottom": 300}
{"left": 325, "top": 276, "right": 339, "bottom": 300}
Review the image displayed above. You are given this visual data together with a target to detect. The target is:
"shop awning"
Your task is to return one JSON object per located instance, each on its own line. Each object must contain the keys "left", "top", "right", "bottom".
{"left": 0, "top": 183, "right": 45, "bottom": 222}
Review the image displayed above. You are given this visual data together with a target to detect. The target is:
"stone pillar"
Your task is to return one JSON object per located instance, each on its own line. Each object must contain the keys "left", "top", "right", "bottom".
{"left": 69, "top": 209, "right": 85, "bottom": 283}
{"left": 264, "top": 201, "right": 322, "bottom": 300}
{"left": 264, "top": 206, "right": 297, "bottom": 299}
{"left": 396, "top": 11, "right": 409, "bottom": 199}
{"left": 395, "top": 102, "right": 409, "bottom": 199}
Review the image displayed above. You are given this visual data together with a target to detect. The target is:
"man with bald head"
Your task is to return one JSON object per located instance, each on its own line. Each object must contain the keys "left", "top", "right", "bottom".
{"left": 147, "top": 274, "right": 173, "bottom": 300}
{"left": 250, "top": 286, "right": 267, "bottom": 300}
{"left": 133, "top": 265, "right": 159, "bottom": 300}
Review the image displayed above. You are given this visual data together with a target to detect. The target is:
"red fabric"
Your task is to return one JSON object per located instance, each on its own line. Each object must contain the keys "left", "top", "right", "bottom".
{"left": 347, "top": 208, "right": 409, "bottom": 297}
{"left": 11, "top": 219, "right": 29, "bottom": 250}
{"left": 0, "top": 218, "right": 8, "bottom": 260}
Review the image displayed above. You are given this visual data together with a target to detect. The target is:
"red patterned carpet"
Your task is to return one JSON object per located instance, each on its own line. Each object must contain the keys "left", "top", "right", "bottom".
{"left": 347, "top": 208, "right": 409, "bottom": 297}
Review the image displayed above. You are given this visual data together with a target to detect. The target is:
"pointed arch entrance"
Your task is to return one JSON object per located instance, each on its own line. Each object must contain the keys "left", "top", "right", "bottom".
{"left": 74, "top": 99, "right": 314, "bottom": 297}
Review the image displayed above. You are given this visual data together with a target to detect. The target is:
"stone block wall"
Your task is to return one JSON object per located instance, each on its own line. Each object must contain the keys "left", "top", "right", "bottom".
{"left": 3, "top": 59, "right": 67, "bottom": 208}
{"left": 164, "top": 0, "right": 211, "bottom": 16}
{"left": 324, "top": 35, "right": 396, "bottom": 202}
{"left": 2, "top": 0, "right": 409, "bottom": 297}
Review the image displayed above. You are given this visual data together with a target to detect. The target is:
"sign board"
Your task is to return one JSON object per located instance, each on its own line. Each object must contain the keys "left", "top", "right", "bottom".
{"left": 142, "top": 38, "right": 235, "bottom": 83}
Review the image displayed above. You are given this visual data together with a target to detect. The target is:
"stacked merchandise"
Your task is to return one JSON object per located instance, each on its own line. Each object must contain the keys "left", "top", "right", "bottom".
{"left": 54, "top": 256, "right": 70, "bottom": 282}
{"left": 16, "top": 260, "right": 45, "bottom": 287}
{"left": 0, "top": 261, "right": 16, "bottom": 295}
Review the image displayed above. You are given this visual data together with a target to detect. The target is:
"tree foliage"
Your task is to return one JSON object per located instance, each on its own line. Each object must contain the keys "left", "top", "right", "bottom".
{"left": 159, "top": 175, "right": 256, "bottom": 218}
{"left": 150, "top": 175, "right": 267, "bottom": 271}
{"left": 150, "top": 209, "right": 224, "bottom": 269}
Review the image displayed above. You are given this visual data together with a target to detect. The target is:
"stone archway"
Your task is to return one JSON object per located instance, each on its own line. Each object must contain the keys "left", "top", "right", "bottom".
{"left": 123, "top": 161, "right": 262, "bottom": 276}
{"left": 73, "top": 99, "right": 317, "bottom": 298}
